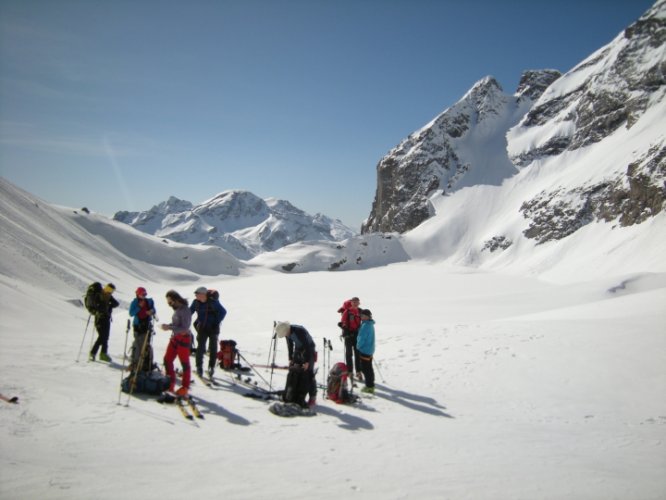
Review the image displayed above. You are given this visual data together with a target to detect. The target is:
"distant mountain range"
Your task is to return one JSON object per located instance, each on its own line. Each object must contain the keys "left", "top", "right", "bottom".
{"left": 113, "top": 190, "right": 356, "bottom": 260}
{"left": 2, "top": 2, "right": 662, "bottom": 279}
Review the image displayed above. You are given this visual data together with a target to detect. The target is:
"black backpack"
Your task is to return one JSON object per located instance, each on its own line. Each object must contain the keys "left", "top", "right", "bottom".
{"left": 84, "top": 282, "right": 102, "bottom": 314}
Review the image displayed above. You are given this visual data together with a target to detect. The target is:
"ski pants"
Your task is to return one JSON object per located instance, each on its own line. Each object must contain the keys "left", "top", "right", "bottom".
{"left": 92, "top": 315, "right": 111, "bottom": 356}
{"left": 164, "top": 333, "right": 191, "bottom": 390}
{"left": 358, "top": 351, "right": 375, "bottom": 388}
{"left": 343, "top": 330, "right": 361, "bottom": 375}
{"left": 195, "top": 327, "right": 219, "bottom": 372}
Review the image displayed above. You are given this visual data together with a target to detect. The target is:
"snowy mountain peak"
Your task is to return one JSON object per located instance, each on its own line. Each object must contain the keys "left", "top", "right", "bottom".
{"left": 362, "top": 71, "right": 555, "bottom": 234}
{"left": 114, "top": 190, "right": 356, "bottom": 259}
{"left": 515, "top": 69, "right": 562, "bottom": 100}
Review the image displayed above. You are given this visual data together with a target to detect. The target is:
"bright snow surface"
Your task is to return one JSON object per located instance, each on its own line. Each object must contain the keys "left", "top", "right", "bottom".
{"left": 1, "top": 179, "right": 665, "bottom": 500}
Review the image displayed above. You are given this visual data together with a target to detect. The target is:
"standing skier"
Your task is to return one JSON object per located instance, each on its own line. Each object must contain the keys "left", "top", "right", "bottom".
{"left": 338, "top": 297, "right": 362, "bottom": 380}
{"left": 161, "top": 290, "right": 192, "bottom": 397}
{"left": 128, "top": 286, "right": 156, "bottom": 372}
{"left": 356, "top": 309, "right": 376, "bottom": 394}
{"left": 90, "top": 283, "right": 119, "bottom": 362}
{"left": 190, "top": 286, "right": 227, "bottom": 378}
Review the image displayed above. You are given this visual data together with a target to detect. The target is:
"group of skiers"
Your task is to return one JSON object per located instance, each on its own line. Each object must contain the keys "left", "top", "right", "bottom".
{"left": 85, "top": 282, "right": 376, "bottom": 407}
{"left": 86, "top": 284, "right": 227, "bottom": 398}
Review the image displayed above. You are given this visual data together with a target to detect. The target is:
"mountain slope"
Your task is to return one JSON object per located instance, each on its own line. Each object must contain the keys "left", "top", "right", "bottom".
{"left": 364, "top": 0, "right": 665, "bottom": 280}
{"left": 0, "top": 178, "right": 242, "bottom": 299}
{"left": 507, "top": 0, "right": 666, "bottom": 242}
{"left": 362, "top": 70, "right": 561, "bottom": 234}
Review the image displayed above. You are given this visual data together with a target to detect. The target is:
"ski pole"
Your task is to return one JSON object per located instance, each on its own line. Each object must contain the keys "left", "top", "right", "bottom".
{"left": 117, "top": 319, "right": 130, "bottom": 405}
{"left": 321, "top": 338, "right": 324, "bottom": 388}
{"left": 76, "top": 315, "right": 92, "bottom": 363}
{"left": 89, "top": 314, "right": 96, "bottom": 354}
{"left": 269, "top": 322, "right": 278, "bottom": 392}
{"left": 237, "top": 351, "right": 272, "bottom": 389}
{"left": 373, "top": 357, "right": 385, "bottom": 383}
{"left": 266, "top": 321, "right": 276, "bottom": 368}
{"left": 126, "top": 323, "right": 151, "bottom": 406}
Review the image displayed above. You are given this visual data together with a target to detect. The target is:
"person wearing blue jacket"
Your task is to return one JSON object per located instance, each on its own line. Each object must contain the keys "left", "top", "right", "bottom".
{"left": 190, "top": 286, "right": 227, "bottom": 378}
{"left": 128, "top": 286, "right": 156, "bottom": 373}
{"left": 356, "top": 309, "right": 376, "bottom": 394}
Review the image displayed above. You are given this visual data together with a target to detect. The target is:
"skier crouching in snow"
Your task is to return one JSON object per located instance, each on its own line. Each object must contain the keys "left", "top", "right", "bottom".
{"left": 160, "top": 290, "right": 192, "bottom": 397}
{"left": 356, "top": 309, "right": 375, "bottom": 394}
{"left": 275, "top": 321, "right": 317, "bottom": 408}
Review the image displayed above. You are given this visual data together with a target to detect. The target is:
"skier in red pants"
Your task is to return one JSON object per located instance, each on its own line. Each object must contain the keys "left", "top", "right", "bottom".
{"left": 160, "top": 290, "right": 192, "bottom": 397}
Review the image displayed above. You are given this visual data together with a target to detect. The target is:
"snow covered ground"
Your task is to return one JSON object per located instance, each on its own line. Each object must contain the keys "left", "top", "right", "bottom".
{"left": 1, "top": 179, "right": 665, "bottom": 499}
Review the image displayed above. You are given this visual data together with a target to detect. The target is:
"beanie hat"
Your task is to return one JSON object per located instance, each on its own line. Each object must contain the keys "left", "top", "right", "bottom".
{"left": 361, "top": 309, "right": 372, "bottom": 318}
{"left": 275, "top": 321, "right": 291, "bottom": 338}
{"left": 135, "top": 287, "right": 147, "bottom": 297}
{"left": 194, "top": 286, "right": 208, "bottom": 295}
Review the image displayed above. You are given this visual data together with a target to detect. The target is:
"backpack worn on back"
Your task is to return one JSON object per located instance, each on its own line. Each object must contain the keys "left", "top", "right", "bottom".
{"left": 84, "top": 282, "right": 103, "bottom": 314}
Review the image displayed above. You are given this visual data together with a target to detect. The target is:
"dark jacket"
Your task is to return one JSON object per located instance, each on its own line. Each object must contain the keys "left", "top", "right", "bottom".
{"left": 285, "top": 325, "right": 316, "bottom": 367}
{"left": 96, "top": 292, "right": 119, "bottom": 318}
{"left": 190, "top": 298, "right": 227, "bottom": 332}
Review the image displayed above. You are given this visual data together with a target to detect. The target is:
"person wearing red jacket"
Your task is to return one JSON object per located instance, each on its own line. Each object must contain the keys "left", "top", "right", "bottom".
{"left": 338, "top": 297, "right": 362, "bottom": 381}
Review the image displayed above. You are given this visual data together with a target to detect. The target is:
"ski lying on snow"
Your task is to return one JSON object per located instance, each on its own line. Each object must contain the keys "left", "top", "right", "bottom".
{"left": 219, "top": 373, "right": 281, "bottom": 400}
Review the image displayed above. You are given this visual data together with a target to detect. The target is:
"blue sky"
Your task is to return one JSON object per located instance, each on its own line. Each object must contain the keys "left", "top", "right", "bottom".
{"left": 0, "top": 0, "right": 656, "bottom": 229}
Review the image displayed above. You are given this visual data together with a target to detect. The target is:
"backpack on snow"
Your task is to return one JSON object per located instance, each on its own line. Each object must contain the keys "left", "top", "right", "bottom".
{"left": 84, "top": 282, "right": 103, "bottom": 314}
{"left": 327, "top": 362, "right": 356, "bottom": 404}
{"left": 121, "top": 370, "right": 170, "bottom": 395}
{"left": 217, "top": 339, "right": 238, "bottom": 370}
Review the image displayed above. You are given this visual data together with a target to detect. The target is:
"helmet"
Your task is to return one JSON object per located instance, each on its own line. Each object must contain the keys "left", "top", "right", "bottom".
{"left": 275, "top": 321, "right": 291, "bottom": 338}
{"left": 135, "top": 287, "right": 147, "bottom": 297}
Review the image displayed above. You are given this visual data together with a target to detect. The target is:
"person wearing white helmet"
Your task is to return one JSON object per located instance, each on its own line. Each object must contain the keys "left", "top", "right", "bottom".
{"left": 275, "top": 321, "right": 317, "bottom": 408}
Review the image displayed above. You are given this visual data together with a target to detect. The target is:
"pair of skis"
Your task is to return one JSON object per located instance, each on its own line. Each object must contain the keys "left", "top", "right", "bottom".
{"left": 176, "top": 396, "right": 204, "bottom": 420}
{"left": 158, "top": 392, "right": 204, "bottom": 421}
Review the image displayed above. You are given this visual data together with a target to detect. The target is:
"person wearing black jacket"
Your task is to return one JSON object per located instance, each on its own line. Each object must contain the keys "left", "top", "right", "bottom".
{"left": 90, "top": 283, "right": 119, "bottom": 362}
{"left": 190, "top": 286, "right": 227, "bottom": 378}
{"left": 275, "top": 321, "right": 317, "bottom": 408}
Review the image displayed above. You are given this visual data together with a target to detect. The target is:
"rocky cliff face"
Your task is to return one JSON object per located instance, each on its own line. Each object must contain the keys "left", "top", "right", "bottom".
{"left": 363, "top": 0, "right": 664, "bottom": 247}
{"left": 509, "top": 0, "right": 665, "bottom": 243}
{"left": 114, "top": 190, "right": 355, "bottom": 259}
{"left": 362, "top": 71, "right": 561, "bottom": 234}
